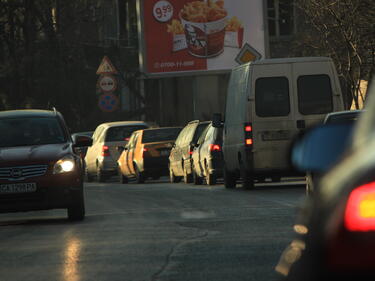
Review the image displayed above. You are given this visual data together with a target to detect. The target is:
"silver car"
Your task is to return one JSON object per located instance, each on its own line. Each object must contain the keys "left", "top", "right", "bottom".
{"left": 84, "top": 121, "right": 149, "bottom": 182}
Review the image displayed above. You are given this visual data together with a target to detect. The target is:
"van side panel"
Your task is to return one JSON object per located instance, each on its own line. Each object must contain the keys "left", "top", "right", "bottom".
{"left": 223, "top": 65, "right": 249, "bottom": 171}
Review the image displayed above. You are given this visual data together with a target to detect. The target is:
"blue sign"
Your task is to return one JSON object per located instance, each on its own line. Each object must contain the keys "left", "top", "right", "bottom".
{"left": 98, "top": 93, "right": 119, "bottom": 112}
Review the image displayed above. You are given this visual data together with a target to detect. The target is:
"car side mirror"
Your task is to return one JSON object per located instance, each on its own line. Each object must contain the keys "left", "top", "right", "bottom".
{"left": 291, "top": 123, "right": 355, "bottom": 173}
{"left": 212, "top": 113, "right": 222, "bottom": 128}
{"left": 73, "top": 135, "right": 93, "bottom": 147}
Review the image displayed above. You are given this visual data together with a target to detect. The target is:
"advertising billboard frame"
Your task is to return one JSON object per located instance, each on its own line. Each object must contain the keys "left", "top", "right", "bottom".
{"left": 136, "top": 0, "right": 270, "bottom": 78}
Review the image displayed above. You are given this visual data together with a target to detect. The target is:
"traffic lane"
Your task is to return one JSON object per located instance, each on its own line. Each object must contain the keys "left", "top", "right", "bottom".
{"left": 0, "top": 179, "right": 305, "bottom": 281}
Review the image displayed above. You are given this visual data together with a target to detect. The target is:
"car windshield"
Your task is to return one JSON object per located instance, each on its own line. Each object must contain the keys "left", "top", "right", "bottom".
{"left": 0, "top": 117, "right": 66, "bottom": 147}
{"left": 105, "top": 125, "right": 147, "bottom": 142}
{"left": 142, "top": 127, "right": 181, "bottom": 143}
{"left": 325, "top": 112, "right": 361, "bottom": 124}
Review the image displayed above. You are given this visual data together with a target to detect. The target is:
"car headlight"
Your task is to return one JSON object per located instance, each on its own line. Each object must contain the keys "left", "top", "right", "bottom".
{"left": 53, "top": 155, "right": 76, "bottom": 174}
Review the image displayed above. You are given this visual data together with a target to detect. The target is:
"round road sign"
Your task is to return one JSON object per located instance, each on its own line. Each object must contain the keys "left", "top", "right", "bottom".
{"left": 98, "top": 93, "right": 119, "bottom": 112}
{"left": 98, "top": 75, "right": 117, "bottom": 93}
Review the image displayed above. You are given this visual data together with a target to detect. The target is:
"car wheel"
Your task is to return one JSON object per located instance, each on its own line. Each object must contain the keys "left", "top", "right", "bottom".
{"left": 193, "top": 167, "right": 203, "bottom": 185}
{"left": 84, "top": 167, "right": 94, "bottom": 182}
{"left": 205, "top": 162, "right": 216, "bottom": 185}
{"left": 96, "top": 166, "right": 106, "bottom": 183}
{"left": 169, "top": 166, "right": 181, "bottom": 183}
{"left": 224, "top": 166, "right": 236, "bottom": 189}
{"left": 183, "top": 163, "right": 193, "bottom": 184}
{"left": 118, "top": 168, "right": 128, "bottom": 184}
{"left": 67, "top": 189, "right": 85, "bottom": 221}
{"left": 135, "top": 165, "right": 145, "bottom": 184}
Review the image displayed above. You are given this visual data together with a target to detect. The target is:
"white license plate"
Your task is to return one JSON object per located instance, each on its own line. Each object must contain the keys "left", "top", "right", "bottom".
{"left": 0, "top": 183, "right": 37, "bottom": 194}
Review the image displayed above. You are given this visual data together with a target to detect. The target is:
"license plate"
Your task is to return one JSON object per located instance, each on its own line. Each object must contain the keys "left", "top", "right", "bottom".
{"left": 160, "top": 150, "right": 170, "bottom": 156}
{"left": 0, "top": 183, "right": 37, "bottom": 194}
{"left": 261, "top": 130, "right": 291, "bottom": 141}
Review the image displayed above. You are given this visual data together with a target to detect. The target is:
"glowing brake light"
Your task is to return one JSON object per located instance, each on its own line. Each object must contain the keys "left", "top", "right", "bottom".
{"left": 245, "top": 139, "right": 253, "bottom": 146}
{"left": 244, "top": 122, "right": 253, "bottom": 147}
{"left": 101, "top": 145, "right": 110, "bottom": 157}
{"left": 245, "top": 125, "right": 252, "bottom": 132}
{"left": 124, "top": 137, "right": 130, "bottom": 141}
{"left": 209, "top": 144, "right": 221, "bottom": 151}
{"left": 345, "top": 182, "right": 375, "bottom": 232}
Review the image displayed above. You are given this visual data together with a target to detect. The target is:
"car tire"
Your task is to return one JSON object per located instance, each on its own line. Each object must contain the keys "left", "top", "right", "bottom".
{"left": 224, "top": 167, "right": 236, "bottom": 189}
{"left": 118, "top": 168, "right": 128, "bottom": 184}
{"left": 183, "top": 163, "right": 193, "bottom": 184}
{"left": 193, "top": 168, "right": 203, "bottom": 185}
{"left": 135, "top": 165, "right": 145, "bottom": 184}
{"left": 96, "top": 166, "right": 106, "bottom": 183}
{"left": 205, "top": 162, "right": 216, "bottom": 186}
{"left": 84, "top": 167, "right": 94, "bottom": 182}
{"left": 67, "top": 189, "right": 85, "bottom": 221}
{"left": 169, "top": 166, "right": 181, "bottom": 183}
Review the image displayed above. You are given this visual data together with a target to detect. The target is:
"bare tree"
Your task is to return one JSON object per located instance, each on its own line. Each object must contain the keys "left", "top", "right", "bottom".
{"left": 293, "top": 0, "right": 375, "bottom": 108}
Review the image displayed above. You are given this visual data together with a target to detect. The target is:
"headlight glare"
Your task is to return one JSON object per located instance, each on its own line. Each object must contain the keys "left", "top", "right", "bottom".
{"left": 54, "top": 156, "right": 76, "bottom": 174}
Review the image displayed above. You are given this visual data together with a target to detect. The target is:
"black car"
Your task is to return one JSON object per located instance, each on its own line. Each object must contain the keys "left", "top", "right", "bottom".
{"left": 275, "top": 79, "right": 375, "bottom": 280}
{"left": 169, "top": 120, "right": 210, "bottom": 183}
{"left": 0, "top": 109, "right": 92, "bottom": 221}
{"left": 191, "top": 122, "right": 223, "bottom": 185}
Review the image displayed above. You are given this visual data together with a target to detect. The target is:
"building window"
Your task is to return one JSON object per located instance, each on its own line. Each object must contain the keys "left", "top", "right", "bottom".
{"left": 267, "top": 0, "right": 295, "bottom": 38}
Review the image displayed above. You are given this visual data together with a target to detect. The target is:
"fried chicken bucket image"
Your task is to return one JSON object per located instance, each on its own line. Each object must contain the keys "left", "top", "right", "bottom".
{"left": 180, "top": 0, "right": 227, "bottom": 58}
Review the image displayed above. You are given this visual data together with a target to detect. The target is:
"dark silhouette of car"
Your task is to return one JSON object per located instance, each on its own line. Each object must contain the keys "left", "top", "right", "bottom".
{"left": 0, "top": 109, "right": 92, "bottom": 221}
{"left": 275, "top": 79, "right": 375, "bottom": 280}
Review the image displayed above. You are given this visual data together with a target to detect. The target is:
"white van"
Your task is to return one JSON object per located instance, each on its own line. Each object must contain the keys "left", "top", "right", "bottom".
{"left": 217, "top": 57, "right": 345, "bottom": 189}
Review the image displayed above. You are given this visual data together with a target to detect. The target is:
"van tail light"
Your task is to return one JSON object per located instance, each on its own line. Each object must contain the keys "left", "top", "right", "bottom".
{"left": 326, "top": 181, "right": 375, "bottom": 271}
{"left": 101, "top": 145, "right": 110, "bottom": 157}
{"left": 345, "top": 182, "right": 375, "bottom": 232}
{"left": 209, "top": 144, "right": 221, "bottom": 151}
{"left": 244, "top": 122, "right": 253, "bottom": 147}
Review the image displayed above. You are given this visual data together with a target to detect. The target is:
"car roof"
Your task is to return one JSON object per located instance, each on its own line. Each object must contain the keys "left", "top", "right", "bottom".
{"left": 0, "top": 109, "right": 58, "bottom": 119}
{"left": 324, "top": 110, "right": 364, "bottom": 123}
{"left": 97, "top": 121, "right": 149, "bottom": 128}
{"left": 142, "top": 126, "right": 182, "bottom": 132}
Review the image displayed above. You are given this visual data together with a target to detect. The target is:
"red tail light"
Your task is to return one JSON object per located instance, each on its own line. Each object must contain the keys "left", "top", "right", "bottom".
{"left": 209, "top": 144, "right": 221, "bottom": 151}
{"left": 244, "top": 122, "right": 253, "bottom": 147}
{"left": 345, "top": 182, "right": 375, "bottom": 232}
{"left": 101, "top": 145, "right": 110, "bottom": 157}
{"left": 124, "top": 137, "right": 130, "bottom": 141}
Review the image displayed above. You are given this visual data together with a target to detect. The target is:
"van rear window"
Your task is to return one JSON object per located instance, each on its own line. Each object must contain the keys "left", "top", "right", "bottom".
{"left": 297, "top": 74, "right": 333, "bottom": 115}
{"left": 255, "top": 77, "right": 290, "bottom": 117}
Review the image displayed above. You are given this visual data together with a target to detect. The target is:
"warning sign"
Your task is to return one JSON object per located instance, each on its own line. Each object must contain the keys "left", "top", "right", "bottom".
{"left": 96, "top": 56, "right": 118, "bottom": 75}
{"left": 235, "top": 43, "right": 262, "bottom": 65}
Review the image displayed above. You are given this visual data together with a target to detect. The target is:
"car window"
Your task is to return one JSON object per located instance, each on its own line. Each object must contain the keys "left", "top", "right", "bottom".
{"left": 142, "top": 128, "right": 182, "bottom": 143}
{"left": 105, "top": 125, "right": 147, "bottom": 142}
{"left": 197, "top": 124, "right": 211, "bottom": 144}
{"left": 325, "top": 112, "right": 360, "bottom": 124}
{"left": 297, "top": 74, "right": 333, "bottom": 115}
{"left": 193, "top": 122, "right": 210, "bottom": 143}
{"left": 0, "top": 117, "right": 66, "bottom": 147}
{"left": 204, "top": 126, "right": 215, "bottom": 141}
{"left": 255, "top": 77, "right": 290, "bottom": 117}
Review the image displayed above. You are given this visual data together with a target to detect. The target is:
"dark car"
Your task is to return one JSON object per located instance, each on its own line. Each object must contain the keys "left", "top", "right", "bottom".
{"left": 0, "top": 109, "right": 92, "bottom": 221}
{"left": 275, "top": 80, "right": 375, "bottom": 280}
{"left": 191, "top": 122, "right": 223, "bottom": 185}
{"left": 117, "top": 127, "right": 182, "bottom": 183}
{"left": 306, "top": 109, "right": 364, "bottom": 195}
{"left": 169, "top": 120, "right": 210, "bottom": 183}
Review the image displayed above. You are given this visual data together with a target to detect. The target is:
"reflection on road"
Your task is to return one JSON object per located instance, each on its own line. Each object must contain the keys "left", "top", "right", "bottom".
{"left": 63, "top": 234, "right": 82, "bottom": 281}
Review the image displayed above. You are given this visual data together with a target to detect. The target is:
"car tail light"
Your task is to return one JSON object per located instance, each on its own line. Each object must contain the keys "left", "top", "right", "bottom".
{"left": 101, "top": 145, "right": 110, "bottom": 157}
{"left": 142, "top": 147, "right": 149, "bottom": 158}
{"left": 326, "top": 181, "right": 375, "bottom": 271}
{"left": 209, "top": 144, "right": 221, "bottom": 151}
{"left": 345, "top": 182, "right": 375, "bottom": 232}
{"left": 124, "top": 137, "right": 130, "bottom": 141}
{"left": 244, "top": 122, "right": 253, "bottom": 147}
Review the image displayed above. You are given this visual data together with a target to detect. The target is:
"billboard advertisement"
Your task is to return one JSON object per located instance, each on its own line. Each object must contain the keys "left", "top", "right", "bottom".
{"left": 140, "top": 0, "right": 266, "bottom": 75}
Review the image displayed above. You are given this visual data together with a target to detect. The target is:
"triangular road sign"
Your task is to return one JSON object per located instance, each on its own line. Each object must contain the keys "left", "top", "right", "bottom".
{"left": 96, "top": 56, "right": 118, "bottom": 75}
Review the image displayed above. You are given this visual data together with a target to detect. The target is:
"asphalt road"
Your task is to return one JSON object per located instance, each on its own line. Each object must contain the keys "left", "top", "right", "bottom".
{"left": 0, "top": 178, "right": 306, "bottom": 281}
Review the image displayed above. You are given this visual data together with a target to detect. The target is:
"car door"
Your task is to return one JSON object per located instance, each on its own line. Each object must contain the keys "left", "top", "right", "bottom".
{"left": 85, "top": 126, "right": 104, "bottom": 173}
{"left": 200, "top": 125, "right": 215, "bottom": 173}
{"left": 121, "top": 134, "right": 135, "bottom": 177}
{"left": 170, "top": 126, "right": 188, "bottom": 176}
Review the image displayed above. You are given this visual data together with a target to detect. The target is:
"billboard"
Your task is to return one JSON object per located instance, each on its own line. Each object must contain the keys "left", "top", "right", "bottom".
{"left": 140, "top": 0, "right": 266, "bottom": 75}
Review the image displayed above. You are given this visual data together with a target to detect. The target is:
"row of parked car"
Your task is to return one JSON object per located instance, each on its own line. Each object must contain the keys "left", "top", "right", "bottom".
{"left": 76, "top": 119, "right": 224, "bottom": 186}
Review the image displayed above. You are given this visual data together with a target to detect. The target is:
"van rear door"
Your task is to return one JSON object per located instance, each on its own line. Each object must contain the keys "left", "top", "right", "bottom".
{"left": 251, "top": 63, "right": 296, "bottom": 171}
{"left": 292, "top": 60, "right": 344, "bottom": 130}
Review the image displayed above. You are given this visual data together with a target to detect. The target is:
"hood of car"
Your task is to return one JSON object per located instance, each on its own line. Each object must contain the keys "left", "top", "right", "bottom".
{"left": 0, "top": 143, "right": 72, "bottom": 166}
